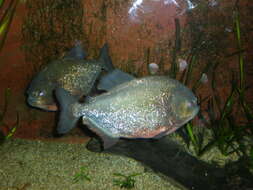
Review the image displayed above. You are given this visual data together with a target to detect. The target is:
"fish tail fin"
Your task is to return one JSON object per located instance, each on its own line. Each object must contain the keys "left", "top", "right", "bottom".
{"left": 55, "top": 88, "right": 79, "bottom": 134}
{"left": 99, "top": 43, "right": 114, "bottom": 72}
{"left": 98, "top": 69, "right": 135, "bottom": 91}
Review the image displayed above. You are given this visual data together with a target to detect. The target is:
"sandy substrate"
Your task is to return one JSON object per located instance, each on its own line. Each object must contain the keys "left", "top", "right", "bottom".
{"left": 0, "top": 138, "right": 181, "bottom": 190}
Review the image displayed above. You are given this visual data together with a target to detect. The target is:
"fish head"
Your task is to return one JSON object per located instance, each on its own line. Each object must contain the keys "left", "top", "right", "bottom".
{"left": 26, "top": 72, "right": 57, "bottom": 111}
{"left": 170, "top": 84, "right": 199, "bottom": 125}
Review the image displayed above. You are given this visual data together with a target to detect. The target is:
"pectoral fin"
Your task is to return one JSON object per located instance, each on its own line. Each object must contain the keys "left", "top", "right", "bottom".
{"left": 83, "top": 117, "right": 119, "bottom": 149}
{"left": 55, "top": 88, "right": 79, "bottom": 134}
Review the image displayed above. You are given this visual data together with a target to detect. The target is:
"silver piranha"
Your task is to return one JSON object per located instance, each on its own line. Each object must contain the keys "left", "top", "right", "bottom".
{"left": 26, "top": 42, "right": 114, "bottom": 111}
{"left": 55, "top": 76, "right": 199, "bottom": 149}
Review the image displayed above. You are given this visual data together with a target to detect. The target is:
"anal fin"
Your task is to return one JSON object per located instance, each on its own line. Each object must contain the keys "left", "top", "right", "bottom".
{"left": 83, "top": 117, "right": 119, "bottom": 149}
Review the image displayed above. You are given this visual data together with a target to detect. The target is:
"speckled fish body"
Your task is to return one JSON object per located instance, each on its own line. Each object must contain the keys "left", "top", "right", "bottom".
{"left": 56, "top": 76, "right": 199, "bottom": 149}
{"left": 27, "top": 43, "right": 113, "bottom": 111}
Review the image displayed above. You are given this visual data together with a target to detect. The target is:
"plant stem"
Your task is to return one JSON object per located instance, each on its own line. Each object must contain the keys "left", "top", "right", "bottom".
{"left": 234, "top": 6, "right": 244, "bottom": 90}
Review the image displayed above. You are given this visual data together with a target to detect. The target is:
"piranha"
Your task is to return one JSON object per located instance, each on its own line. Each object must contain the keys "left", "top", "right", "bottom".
{"left": 26, "top": 42, "right": 114, "bottom": 111}
{"left": 55, "top": 75, "right": 199, "bottom": 149}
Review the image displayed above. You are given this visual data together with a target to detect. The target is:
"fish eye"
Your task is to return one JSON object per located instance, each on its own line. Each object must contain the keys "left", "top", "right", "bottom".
{"left": 186, "top": 102, "right": 192, "bottom": 108}
{"left": 38, "top": 91, "right": 45, "bottom": 96}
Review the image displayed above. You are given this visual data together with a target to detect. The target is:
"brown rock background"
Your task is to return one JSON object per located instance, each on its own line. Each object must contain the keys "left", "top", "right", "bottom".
{"left": 0, "top": 0, "right": 252, "bottom": 142}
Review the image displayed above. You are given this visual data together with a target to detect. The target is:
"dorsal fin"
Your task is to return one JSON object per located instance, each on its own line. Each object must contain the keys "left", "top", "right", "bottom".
{"left": 63, "top": 41, "right": 87, "bottom": 60}
{"left": 98, "top": 43, "right": 114, "bottom": 71}
{"left": 98, "top": 69, "right": 135, "bottom": 91}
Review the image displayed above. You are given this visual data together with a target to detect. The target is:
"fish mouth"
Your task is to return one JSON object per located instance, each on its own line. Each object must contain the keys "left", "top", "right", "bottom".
{"left": 27, "top": 97, "right": 57, "bottom": 111}
{"left": 192, "top": 105, "right": 200, "bottom": 118}
{"left": 177, "top": 105, "right": 199, "bottom": 127}
{"left": 186, "top": 105, "right": 199, "bottom": 121}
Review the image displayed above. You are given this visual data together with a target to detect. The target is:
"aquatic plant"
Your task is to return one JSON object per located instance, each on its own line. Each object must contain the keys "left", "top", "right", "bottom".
{"left": 0, "top": 88, "right": 19, "bottom": 144}
{"left": 72, "top": 166, "right": 91, "bottom": 183}
{"left": 165, "top": 0, "right": 252, "bottom": 160}
{"left": 169, "top": 18, "right": 181, "bottom": 78}
{"left": 0, "top": 88, "right": 11, "bottom": 123}
{"left": 206, "top": 3, "right": 252, "bottom": 157}
{"left": 183, "top": 2, "right": 253, "bottom": 160}
{"left": 113, "top": 172, "right": 141, "bottom": 189}
{"left": 233, "top": 2, "right": 253, "bottom": 129}
{"left": 250, "top": 148, "right": 253, "bottom": 170}
{"left": 0, "top": 0, "right": 19, "bottom": 53}
{"left": 207, "top": 93, "right": 246, "bottom": 156}
{"left": 186, "top": 67, "right": 251, "bottom": 157}
{"left": 185, "top": 122, "right": 209, "bottom": 157}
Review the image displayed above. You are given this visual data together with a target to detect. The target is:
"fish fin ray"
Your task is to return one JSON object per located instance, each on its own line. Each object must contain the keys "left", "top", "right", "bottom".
{"left": 98, "top": 69, "right": 135, "bottom": 91}
{"left": 55, "top": 88, "right": 79, "bottom": 134}
{"left": 99, "top": 43, "right": 114, "bottom": 71}
{"left": 83, "top": 117, "right": 119, "bottom": 149}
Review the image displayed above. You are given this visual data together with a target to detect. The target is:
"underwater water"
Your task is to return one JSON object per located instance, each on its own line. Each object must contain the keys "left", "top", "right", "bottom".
{"left": 0, "top": 0, "right": 253, "bottom": 189}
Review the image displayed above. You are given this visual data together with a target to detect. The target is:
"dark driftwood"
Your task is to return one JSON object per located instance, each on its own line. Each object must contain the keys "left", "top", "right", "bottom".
{"left": 87, "top": 136, "right": 228, "bottom": 190}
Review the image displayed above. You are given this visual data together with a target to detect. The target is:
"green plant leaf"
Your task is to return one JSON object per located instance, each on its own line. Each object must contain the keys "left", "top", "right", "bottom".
{"left": 72, "top": 166, "right": 91, "bottom": 183}
{"left": 5, "top": 112, "right": 19, "bottom": 140}
{"left": 113, "top": 172, "right": 141, "bottom": 189}
{"left": 0, "top": 0, "right": 5, "bottom": 8}
{"left": 0, "top": 0, "right": 19, "bottom": 52}
{"left": 184, "top": 54, "right": 196, "bottom": 86}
